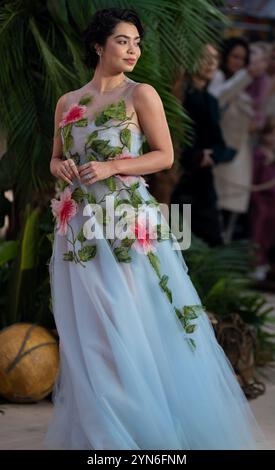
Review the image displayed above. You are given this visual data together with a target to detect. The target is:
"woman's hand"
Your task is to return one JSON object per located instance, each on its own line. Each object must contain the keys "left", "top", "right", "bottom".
{"left": 200, "top": 149, "right": 214, "bottom": 167}
{"left": 50, "top": 157, "right": 80, "bottom": 185}
{"left": 78, "top": 161, "right": 116, "bottom": 185}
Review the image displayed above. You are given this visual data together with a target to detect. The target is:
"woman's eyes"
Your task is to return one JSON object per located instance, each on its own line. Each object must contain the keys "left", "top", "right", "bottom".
{"left": 118, "top": 41, "right": 141, "bottom": 47}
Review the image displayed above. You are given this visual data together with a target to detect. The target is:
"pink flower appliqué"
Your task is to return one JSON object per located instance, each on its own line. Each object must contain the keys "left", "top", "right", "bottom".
{"left": 132, "top": 212, "right": 158, "bottom": 255}
{"left": 59, "top": 104, "right": 87, "bottom": 128}
{"left": 51, "top": 187, "right": 78, "bottom": 236}
{"left": 114, "top": 154, "right": 149, "bottom": 187}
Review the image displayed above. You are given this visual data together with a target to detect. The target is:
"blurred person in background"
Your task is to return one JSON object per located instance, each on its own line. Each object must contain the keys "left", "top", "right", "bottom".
{"left": 250, "top": 117, "right": 275, "bottom": 281}
{"left": 247, "top": 42, "right": 270, "bottom": 133}
{"left": 265, "top": 42, "right": 275, "bottom": 118}
{"left": 208, "top": 37, "right": 263, "bottom": 243}
{"left": 171, "top": 43, "right": 236, "bottom": 246}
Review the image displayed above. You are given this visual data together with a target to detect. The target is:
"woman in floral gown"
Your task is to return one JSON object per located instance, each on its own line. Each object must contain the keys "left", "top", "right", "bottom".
{"left": 45, "top": 8, "right": 265, "bottom": 450}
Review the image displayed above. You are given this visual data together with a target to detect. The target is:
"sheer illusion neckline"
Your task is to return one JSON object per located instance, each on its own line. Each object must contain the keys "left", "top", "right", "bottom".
{"left": 88, "top": 77, "right": 129, "bottom": 95}
{"left": 71, "top": 76, "right": 144, "bottom": 136}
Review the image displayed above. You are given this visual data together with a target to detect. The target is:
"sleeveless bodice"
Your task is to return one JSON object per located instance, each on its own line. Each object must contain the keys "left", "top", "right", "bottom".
{"left": 59, "top": 76, "right": 145, "bottom": 166}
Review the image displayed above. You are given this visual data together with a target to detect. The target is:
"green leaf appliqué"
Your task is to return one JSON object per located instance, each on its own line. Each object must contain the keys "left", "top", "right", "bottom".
{"left": 78, "top": 245, "right": 97, "bottom": 262}
{"left": 120, "top": 128, "right": 131, "bottom": 150}
{"left": 114, "top": 246, "right": 132, "bottom": 262}
{"left": 78, "top": 94, "right": 93, "bottom": 106}
{"left": 94, "top": 100, "right": 127, "bottom": 126}
{"left": 62, "top": 124, "right": 73, "bottom": 154}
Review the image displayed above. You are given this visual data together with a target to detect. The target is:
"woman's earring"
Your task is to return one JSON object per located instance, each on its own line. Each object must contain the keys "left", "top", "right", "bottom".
{"left": 96, "top": 49, "right": 102, "bottom": 61}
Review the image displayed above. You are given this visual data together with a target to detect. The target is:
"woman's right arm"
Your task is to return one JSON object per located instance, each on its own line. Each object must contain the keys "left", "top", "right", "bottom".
{"left": 50, "top": 94, "right": 79, "bottom": 184}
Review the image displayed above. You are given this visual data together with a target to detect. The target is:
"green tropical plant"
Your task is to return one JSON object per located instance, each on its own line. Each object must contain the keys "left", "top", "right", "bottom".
{"left": 0, "top": 240, "right": 18, "bottom": 266}
{"left": 0, "top": 203, "right": 54, "bottom": 328}
{"left": 184, "top": 236, "right": 275, "bottom": 362}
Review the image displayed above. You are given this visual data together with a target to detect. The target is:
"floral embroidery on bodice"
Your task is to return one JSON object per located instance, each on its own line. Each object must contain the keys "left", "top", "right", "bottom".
{"left": 59, "top": 76, "right": 145, "bottom": 167}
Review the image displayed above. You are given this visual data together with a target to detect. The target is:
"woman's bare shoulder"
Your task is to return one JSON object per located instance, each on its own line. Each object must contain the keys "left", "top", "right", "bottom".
{"left": 133, "top": 83, "right": 159, "bottom": 99}
{"left": 56, "top": 84, "right": 90, "bottom": 111}
{"left": 132, "top": 83, "right": 162, "bottom": 112}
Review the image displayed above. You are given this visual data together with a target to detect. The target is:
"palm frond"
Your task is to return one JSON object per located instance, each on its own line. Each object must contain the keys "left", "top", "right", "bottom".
{"left": 29, "top": 17, "right": 76, "bottom": 101}
{"left": 0, "top": 240, "right": 18, "bottom": 266}
{"left": 8, "top": 205, "right": 40, "bottom": 324}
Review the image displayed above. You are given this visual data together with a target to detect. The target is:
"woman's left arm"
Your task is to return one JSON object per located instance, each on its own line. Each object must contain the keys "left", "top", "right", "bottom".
{"left": 112, "top": 84, "right": 174, "bottom": 175}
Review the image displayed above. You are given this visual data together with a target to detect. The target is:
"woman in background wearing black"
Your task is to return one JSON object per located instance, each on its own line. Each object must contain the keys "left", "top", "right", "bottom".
{"left": 172, "top": 44, "right": 235, "bottom": 246}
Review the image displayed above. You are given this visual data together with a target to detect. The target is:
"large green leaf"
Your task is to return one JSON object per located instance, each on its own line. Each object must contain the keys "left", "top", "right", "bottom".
{"left": 20, "top": 207, "right": 40, "bottom": 270}
{"left": 0, "top": 240, "right": 18, "bottom": 266}
{"left": 5, "top": 205, "right": 41, "bottom": 325}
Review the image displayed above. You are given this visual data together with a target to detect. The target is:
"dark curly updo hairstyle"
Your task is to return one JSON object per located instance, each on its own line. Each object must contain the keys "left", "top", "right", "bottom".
{"left": 83, "top": 8, "right": 145, "bottom": 69}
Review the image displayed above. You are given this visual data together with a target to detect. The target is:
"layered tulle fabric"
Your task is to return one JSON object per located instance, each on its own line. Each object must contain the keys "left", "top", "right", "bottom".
{"left": 45, "top": 78, "right": 265, "bottom": 450}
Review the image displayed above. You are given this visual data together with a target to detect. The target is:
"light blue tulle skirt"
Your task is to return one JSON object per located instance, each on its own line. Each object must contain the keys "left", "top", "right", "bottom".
{"left": 45, "top": 180, "right": 266, "bottom": 450}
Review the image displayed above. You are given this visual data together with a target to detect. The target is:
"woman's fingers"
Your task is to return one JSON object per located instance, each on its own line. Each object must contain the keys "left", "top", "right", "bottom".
{"left": 57, "top": 160, "right": 101, "bottom": 185}
{"left": 80, "top": 167, "right": 95, "bottom": 177}
{"left": 67, "top": 159, "right": 80, "bottom": 179}
{"left": 79, "top": 162, "right": 96, "bottom": 176}
{"left": 85, "top": 175, "right": 98, "bottom": 185}
{"left": 58, "top": 168, "right": 73, "bottom": 185}
{"left": 81, "top": 172, "right": 95, "bottom": 184}
{"left": 63, "top": 161, "right": 75, "bottom": 178}
{"left": 62, "top": 161, "right": 73, "bottom": 176}
{"left": 78, "top": 162, "right": 91, "bottom": 171}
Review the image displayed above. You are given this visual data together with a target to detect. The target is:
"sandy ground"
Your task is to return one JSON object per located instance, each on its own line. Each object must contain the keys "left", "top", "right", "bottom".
{"left": 1, "top": 295, "right": 275, "bottom": 450}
